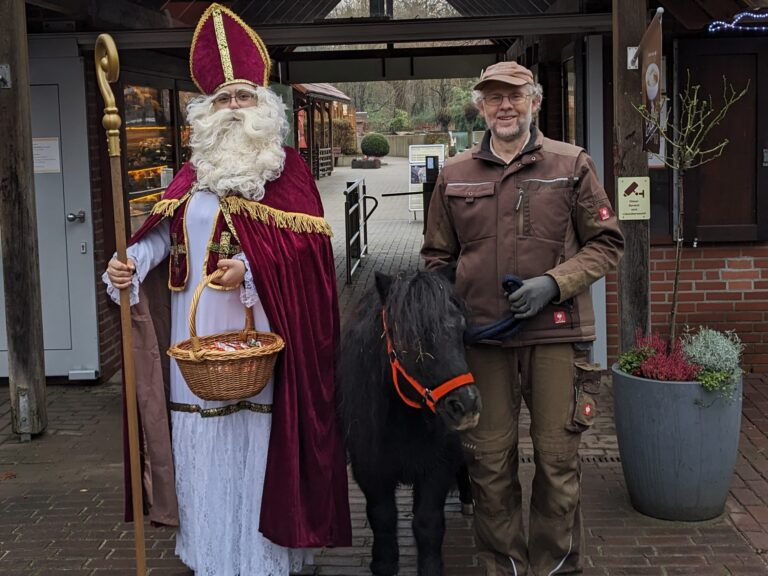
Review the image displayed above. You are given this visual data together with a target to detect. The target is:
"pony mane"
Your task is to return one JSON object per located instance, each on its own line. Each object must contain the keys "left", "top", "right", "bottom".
{"left": 385, "top": 271, "right": 465, "bottom": 352}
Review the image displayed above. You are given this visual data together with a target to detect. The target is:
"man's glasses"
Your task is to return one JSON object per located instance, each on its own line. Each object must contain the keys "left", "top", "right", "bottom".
{"left": 483, "top": 93, "right": 531, "bottom": 107}
{"left": 213, "top": 90, "right": 258, "bottom": 107}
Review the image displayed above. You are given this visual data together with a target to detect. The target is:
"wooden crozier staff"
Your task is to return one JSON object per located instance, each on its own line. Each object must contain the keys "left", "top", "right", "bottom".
{"left": 95, "top": 33, "right": 147, "bottom": 576}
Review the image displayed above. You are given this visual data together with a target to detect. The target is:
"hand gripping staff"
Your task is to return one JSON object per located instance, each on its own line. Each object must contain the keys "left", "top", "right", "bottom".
{"left": 95, "top": 34, "right": 147, "bottom": 576}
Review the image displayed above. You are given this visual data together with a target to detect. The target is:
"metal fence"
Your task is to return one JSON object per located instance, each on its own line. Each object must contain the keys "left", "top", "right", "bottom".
{"left": 344, "top": 178, "right": 378, "bottom": 284}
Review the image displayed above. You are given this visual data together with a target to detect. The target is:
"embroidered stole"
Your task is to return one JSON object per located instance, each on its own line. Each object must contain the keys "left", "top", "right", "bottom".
{"left": 166, "top": 196, "right": 241, "bottom": 291}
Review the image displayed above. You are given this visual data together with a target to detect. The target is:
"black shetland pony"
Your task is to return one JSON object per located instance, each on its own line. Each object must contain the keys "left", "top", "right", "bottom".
{"left": 338, "top": 270, "right": 482, "bottom": 576}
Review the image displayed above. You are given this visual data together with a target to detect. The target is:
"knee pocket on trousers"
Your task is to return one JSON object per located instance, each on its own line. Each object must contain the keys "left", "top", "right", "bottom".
{"left": 531, "top": 452, "right": 581, "bottom": 518}
{"left": 464, "top": 448, "right": 518, "bottom": 518}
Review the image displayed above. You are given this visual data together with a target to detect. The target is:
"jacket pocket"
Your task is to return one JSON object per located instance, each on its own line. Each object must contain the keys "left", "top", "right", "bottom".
{"left": 446, "top": 181, "right": 497, "bottom": 242}
{"left": 518, "top": 178, "right": 574, "bottom": 242}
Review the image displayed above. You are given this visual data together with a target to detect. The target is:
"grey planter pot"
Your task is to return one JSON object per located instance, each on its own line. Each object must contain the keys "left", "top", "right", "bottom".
{"left": 611, "top": 364, "right": 742, "bottom": 521}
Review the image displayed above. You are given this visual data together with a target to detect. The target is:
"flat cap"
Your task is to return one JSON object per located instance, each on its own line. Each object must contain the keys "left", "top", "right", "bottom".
{"left": 474, "top": 61, "right": 534, "bottom": 90}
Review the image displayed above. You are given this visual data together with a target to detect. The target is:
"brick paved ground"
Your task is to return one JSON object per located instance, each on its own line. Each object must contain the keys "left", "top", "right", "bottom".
{"left": 1, "top": 158, "right": 767, "bottom": 575}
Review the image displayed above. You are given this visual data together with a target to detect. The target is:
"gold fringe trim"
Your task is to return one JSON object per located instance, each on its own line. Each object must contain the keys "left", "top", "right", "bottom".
{"left": 151, "top": 191, "right": 191, "bottom": 218}
{"left": 152, "top": 199, "right": 180, "bottom": 217}
{"left": 222, "top": 197, "right": 333, "bottom": 237}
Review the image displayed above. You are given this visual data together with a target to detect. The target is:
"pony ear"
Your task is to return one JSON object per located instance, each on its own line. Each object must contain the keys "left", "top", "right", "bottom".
{"left": 374, "top": 271, "right": 393, "bottom": 303}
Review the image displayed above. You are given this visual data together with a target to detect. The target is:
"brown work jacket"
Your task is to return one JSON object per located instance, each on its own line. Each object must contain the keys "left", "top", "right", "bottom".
{"left": 422, "top": 127, "right": 624, "bottom": 346}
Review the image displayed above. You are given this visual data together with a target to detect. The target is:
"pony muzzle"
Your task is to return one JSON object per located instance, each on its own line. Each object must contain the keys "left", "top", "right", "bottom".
{"left": 437, "top": 383, "right": 482, "bottom": 431}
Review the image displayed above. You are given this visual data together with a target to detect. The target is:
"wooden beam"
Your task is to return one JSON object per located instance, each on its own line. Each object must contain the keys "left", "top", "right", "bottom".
{"left": 692, "top": 0, "right": 740, "bottom": 20}
{"left": 0, "top": 0, "right": 47, "bottom": 439}
{"left": 612, "top": 0, "right": 650, "bottom": 352}
{"left": 659, "top": 0, "right": 711, "bottom": 30}
{"left": 281, "top": 44, "right": 501, "bottom": 61}
{"left": 33, "top": 12, "right": 613, "bottom": 49}
{"left": 25, "top": 0, "right": 88, "bottom": 17}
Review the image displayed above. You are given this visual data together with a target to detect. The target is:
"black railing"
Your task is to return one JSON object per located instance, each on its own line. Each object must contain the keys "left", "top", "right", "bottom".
{"left": 344, "top": 179, "right": 378, "bottom": 284}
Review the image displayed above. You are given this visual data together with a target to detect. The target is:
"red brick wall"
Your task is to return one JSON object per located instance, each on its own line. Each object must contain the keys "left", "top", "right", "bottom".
{"left": 607, "top": 245, "right": 768, "bottom": 374}
{"left": 84, "top": 62, "right": 122, "bottom": 383}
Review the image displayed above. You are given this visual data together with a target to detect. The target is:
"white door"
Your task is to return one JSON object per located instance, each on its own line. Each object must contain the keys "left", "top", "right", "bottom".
{"left": 0, "top": 56, "right": 99, "bottom": 378}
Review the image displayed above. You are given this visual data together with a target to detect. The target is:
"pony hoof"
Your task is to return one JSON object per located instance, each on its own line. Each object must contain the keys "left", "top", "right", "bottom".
{"left": 461, "top": 502, "right": 474, "bottom": 516}
{"left": 371, "top": 560, "right": 399, "bottom": 576}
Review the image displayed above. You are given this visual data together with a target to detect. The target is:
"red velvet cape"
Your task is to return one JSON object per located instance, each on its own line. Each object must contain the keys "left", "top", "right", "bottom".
{"left": 126, "top": 147, "right": 351, "bottom": 548}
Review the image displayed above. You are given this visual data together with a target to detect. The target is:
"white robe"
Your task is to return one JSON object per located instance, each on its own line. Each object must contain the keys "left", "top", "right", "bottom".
{"left": 105, "top": 190, "right": 308, "bottom": 575}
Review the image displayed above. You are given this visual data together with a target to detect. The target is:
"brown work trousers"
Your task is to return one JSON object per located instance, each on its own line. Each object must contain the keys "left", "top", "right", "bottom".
{"left": 462, "top": 343, "right": 600, "bottom": 576}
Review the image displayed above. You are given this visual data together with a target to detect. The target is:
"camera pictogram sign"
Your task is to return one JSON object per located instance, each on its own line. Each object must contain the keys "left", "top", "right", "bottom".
{"left": 617, "top": 176, "right": 650, "bottom": 220}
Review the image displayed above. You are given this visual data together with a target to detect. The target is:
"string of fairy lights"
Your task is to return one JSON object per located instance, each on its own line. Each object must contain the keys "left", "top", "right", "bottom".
{"left": 708, "top": 9, "right": 768, "bottom": 33}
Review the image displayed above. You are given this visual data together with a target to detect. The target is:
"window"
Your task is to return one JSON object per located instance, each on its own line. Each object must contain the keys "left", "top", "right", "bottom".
{"left": 678, "top": 39, "right": 768, "bottom": 242}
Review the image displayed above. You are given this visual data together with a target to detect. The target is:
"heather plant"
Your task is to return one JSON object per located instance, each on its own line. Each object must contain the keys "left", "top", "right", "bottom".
{"left": 628, "top": 332, "right": 700, "bottom": 382}
{"left": 617, "top": 327, "right": 743, "bottom": 402}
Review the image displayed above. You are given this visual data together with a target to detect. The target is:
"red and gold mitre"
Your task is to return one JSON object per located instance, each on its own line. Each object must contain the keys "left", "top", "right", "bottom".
{"left": 189, "top": 3, "right": 271, "bottom": 94}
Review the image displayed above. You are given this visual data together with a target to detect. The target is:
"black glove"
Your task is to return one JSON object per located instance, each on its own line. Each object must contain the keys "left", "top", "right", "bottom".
{"left": 507, "top": 275, "right": 559, "bottom": 319}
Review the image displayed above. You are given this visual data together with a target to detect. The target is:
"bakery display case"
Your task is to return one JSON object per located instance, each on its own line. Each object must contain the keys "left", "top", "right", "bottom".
{"left": 124, "top": 83, "right": 175, "bottom": 232}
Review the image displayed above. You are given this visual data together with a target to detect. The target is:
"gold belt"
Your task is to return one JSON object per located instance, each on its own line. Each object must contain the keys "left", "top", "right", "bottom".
{"left": 169, "top": 400, "right": 272, "bottom": 418}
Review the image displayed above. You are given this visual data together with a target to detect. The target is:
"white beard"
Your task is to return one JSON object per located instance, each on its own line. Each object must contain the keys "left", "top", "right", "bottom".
{"left": 187, "top": 88, "right": 289, "bottom": 200}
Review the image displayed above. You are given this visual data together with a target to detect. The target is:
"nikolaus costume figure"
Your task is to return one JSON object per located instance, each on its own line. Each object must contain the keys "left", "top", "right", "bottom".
{"left": 103, "top": 4, "right": 351, "bottom": 574}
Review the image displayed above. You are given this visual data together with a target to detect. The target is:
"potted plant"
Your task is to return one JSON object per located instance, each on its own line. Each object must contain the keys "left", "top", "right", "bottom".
{"left": 352, "top": 133, "right": 389, "bottom": 169}
{"left": 613, "top": 328, "right": 743, "bottom": 521}
{"left": 611, "top": 72, "right": 749, "bottom": 521}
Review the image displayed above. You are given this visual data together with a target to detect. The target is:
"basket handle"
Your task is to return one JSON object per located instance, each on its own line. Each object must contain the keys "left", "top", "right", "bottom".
{"left": 188, "top": 269, "right": 255, "bottom": 353}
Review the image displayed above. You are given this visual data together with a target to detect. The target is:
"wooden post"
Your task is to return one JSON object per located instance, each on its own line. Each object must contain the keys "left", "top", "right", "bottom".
{"left": 612, "top": 0, "right": 650, "bottom": 353}
{"left": 328, "top": 102, "right": 334, "bottom": 153}
{"left": 307, "top": 99, "right": 316, "bottom": 178}
{"left": 0, "top": 0, "right": 47, "bottom": 440}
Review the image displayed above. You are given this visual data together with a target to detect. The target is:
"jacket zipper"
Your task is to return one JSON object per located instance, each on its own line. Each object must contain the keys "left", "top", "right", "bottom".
{"left": 516, "top": 188, "right": 525, "bottom": 233}
{"left": 519, "top": 177, "right": 571, "bottom": 184}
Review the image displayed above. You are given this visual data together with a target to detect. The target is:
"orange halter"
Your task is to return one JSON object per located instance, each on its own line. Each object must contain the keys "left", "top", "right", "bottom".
{"left": 382, "top": 310, "right": 475, "bottom": 413}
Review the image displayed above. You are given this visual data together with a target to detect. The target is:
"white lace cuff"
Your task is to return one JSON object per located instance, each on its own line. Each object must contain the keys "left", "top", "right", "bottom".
{"left": 102, "top": 267, "right": 140, "bottom": 306}
{"left": 102, "top": 246, "right": 149, "bottom": 307}
{"left": 233, "top": 252, "right": 259, "bottom": 308}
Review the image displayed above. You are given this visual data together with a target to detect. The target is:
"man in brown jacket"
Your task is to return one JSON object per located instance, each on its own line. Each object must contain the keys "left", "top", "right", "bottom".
{"left": 422, "top": 61, "right": 624, "bottom": 575}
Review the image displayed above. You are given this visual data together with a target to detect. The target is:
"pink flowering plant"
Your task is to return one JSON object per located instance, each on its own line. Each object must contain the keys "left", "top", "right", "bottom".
{"left": 618, "top": 328, "right": 743, "bottom": 402}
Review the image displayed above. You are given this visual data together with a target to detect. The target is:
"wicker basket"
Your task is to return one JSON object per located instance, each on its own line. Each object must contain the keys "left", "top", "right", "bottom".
{"left": 167, "top": 269, "right": 284, "bottom": 401}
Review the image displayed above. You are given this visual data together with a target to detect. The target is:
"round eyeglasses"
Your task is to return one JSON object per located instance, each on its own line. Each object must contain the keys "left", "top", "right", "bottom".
{"left": 213, "top": 90, "right": 258, "bottom": 107}
{"left": 483, "top": 93, "right": 531, "bottom": 107}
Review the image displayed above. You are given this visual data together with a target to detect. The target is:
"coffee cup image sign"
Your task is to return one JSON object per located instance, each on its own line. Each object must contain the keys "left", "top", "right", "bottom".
{"left": 645, "top": 62, "right": 660, "bottom": 101}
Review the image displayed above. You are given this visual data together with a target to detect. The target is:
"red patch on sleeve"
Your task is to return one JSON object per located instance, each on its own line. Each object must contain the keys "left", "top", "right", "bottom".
{"left": 598, "top": 206, "right": 611, "bottom": 221}
{"left": 553, "top": 310, "right": 567, "bottom": 325}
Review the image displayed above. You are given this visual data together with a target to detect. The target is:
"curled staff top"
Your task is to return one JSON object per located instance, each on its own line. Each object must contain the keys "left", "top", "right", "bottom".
{"left": 95, "top": 34, "right": 121, "bottom": 157}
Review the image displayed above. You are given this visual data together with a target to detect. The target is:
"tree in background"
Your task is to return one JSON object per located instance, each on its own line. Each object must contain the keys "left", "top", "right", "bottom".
{"left": 332, "top": 118, "right": 358, "bottom": 154}
{"left": 389, "top": 108, "right": 412, "bottom": 133}
{"left": 462, "top": 102, "right": 479, "bottom": 132}
{"left": 435, "top": 108, "right": 452, "bottom": 131}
